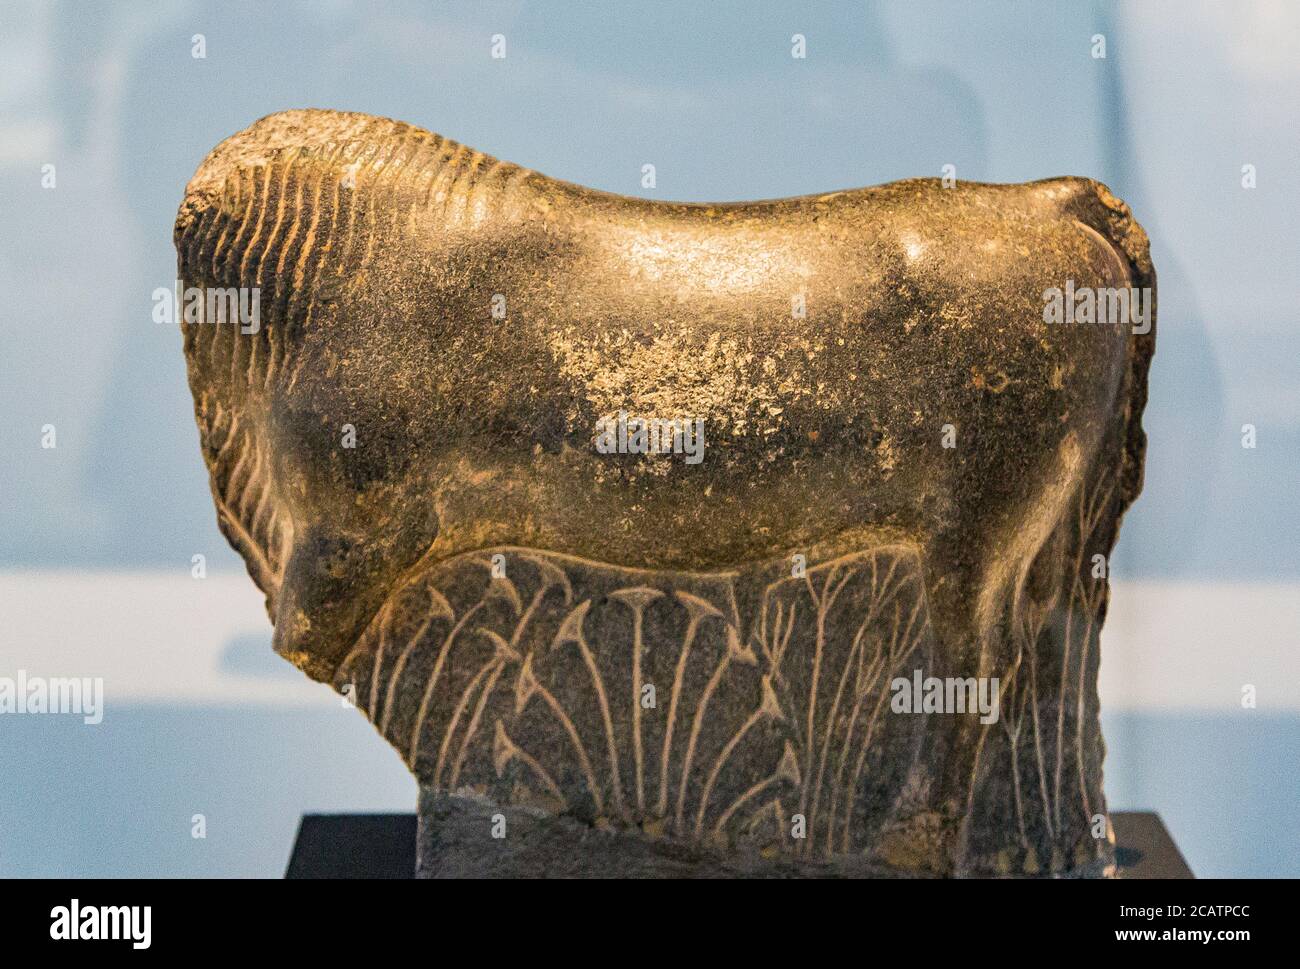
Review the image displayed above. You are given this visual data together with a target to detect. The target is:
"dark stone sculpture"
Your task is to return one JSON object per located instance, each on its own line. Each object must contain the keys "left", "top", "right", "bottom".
{"left": 175, "top": 109, "right": 1155, "bottom": 877}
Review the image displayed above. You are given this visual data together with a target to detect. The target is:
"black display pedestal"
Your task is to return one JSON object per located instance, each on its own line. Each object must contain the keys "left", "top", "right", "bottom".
{"left": 285, "top": 810, "right": 1193, "bottom": 878}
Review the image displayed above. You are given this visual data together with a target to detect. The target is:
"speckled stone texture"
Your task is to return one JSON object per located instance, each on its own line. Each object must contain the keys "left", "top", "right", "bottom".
{"left": 175, "top": 109, "right": 1154, "bottom": 877}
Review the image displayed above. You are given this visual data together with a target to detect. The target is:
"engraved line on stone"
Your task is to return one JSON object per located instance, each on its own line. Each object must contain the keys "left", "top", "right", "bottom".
{"left": 516, "top": 552, "right": 574, "bottom": 607}
{"left": 514, "top": 652, "right": 605, "bottom": 815}
{"left": 233, "top": 441, "right": 264, "bottom": 525}
{"left": 487, "top": 572, "right": 524, "bottom": 616}
{"left": 418, "top": 138, "right": 456, "bottom": 211}
{"left": 1055, "top": 517, "right": 1086, "bottom": 837}
{"left": 243, "top": 147, "right": 300, "bottom": 383}
{"left": 798, "top": 564, "right": 855, "bottom": 851}
{"left": 222, "top": 153, "right": 276, "bottom": 370}
{"left": 657, "top": 591, "right": 724, "bottom": 817}
{"left": 448, "top": 628, "right": 520, "bottom": 790}
{"left": 823, "top": 562, "right": 915, "bottom": 855}
{"left": 247, "top": 453, "right": 276, "bottom": 553}
{"left": 809, "top": 571, "right": 881, "bottom": 851}
{"left": 467, "top": 155, "right": 507, "bottom": 228}
{"left": 358, "top": 126, "right": 421, "bottom": 271}
{"left": 220, "top": 424, "right": 252, "bottom": 511}
{"left": 748, "top": 799, "right": 785, "bottom": 841}
{"left": 285, "top": 148, "right": 341, "bottom": 362}
{"left": 209, "top": 164, "right": 251, "bottom": 286}
{"left": 434, "top": 628, "right": 513, "bottom": 788}
{"left": 836, "top": 595, "right": 918, "bottom": 852}
{"left": 403, "top": 136, "right": 443, "bottom": 231}
{"left": 447, "top": 148, "right": 486, "bottom": 227}
{"left": 447, "top": 580, "right": 552, "bottom": 789}
{"left": 242, "top": 450, "right": 277, "bottom": 567}
{"left": 407, "top": 601, "right": 488, "bottom": 769}
{"left": 1013, "top": 593, "right": 1055, "bottom": 848}
{"left": 1073, "top": 219, "right": 1134, "bottom": 288}
{"left": 552, "top": 598, "right": 629, "bottom": 820}
{"left": 188, "top": 173, "right": 228, "bottom": 287}
{"left": 714, "top": 741, "right": 801, "bottom": 838}
{"left": 812, "top": 554, "right": 909, "bottom": 853}
{"left": 229, "top": 161, "right": 272, "bottom": 294}
{"left": 694, "top": 674, "right": 782, "bottom": 837}
{"left": 609, "top": 588, "right": 663, "bottom": 814}
{"left": 333, "top": 610, "right": 375, "bottom": 687}
{"left": 204, "top": 170, "right": 240, "bottom": 283}
{"left": 285, "top": 129, "right": 387, "bottom": 395}
{"left": 378, "top": 125, "right": 433, "bottom": 237}
{"left": 495, "top": 161, "right": 534, "bottom": 224}
{"left": 463, "top": 154, "right": 493, "bottom": 228}
{"left": 426, "top": 140, "right": 470, "bottom": 222}
{"left": 1024, "top": 584, "right": 1057, "bottom": 845}
{"left": 493, "top": 720, "right": 566, "bottom": 808}
{"left": 1053, "top": 489, "right": 1086, "bottom": 832}
{"left": 392, "top": 132, "right": 439, "bottom": 236}
{"left": 368, "top": 601, "right": 395, "bottom": 719}
{"left": 1002, "top": 632, "right": 1033, "bottom": 852}
{"left": 840, "top": 593, "right": 928, "bottom": 852}
{"left": 353, "top": 130, "right": 395, "bottom": 273}
{"left": 426, "top": 139, "right": 466, "bottom": 221}
{"left": 183, "top": 191, "right": 218, "bottom": 283}
{"left": 208, "top": 427, "right": 276, "bottom": 592}
{"left": 273, "top": 141, "right": 332, "bottom": 387}
{"left": 379, "top": 586, "right": 453, "bottom": 736}
{"left": 674, "top": 622, "right": 746, "bottom": 834}
{"left": 262, "top": 152, "right": 309, "bottom": 382}
{"left": 205, "top": 164, "right": 263, "bottom": 364}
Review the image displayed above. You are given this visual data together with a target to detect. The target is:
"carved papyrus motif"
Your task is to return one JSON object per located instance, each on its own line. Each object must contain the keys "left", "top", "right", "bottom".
{"left": 338, "top": 547, "right": 938, "bottom": 861}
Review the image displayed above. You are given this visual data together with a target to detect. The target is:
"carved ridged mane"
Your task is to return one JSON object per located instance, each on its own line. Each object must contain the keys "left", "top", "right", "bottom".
{"left": 173, "top": 110, "right": 523, "bottom": 612}
{"left": 191, "top": 390, "right": 290, "bottom": 604}
{"left": 173, "top": 110, "right": 523, "bottom": 386}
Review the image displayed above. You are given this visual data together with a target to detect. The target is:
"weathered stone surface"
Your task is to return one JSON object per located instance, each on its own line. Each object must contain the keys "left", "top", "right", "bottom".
{"left": 175, "top": 109, "right": 1155, "bottom": 877}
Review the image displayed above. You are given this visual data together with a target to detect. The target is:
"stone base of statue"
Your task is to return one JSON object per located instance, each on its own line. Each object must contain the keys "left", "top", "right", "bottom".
{"left": 286, "top": 807, "right": 1192, "bottom": 879}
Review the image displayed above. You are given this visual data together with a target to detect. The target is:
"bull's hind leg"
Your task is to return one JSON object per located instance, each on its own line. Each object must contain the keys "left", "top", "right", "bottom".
{"left": 903, "top": 428, "right": 1099, "bottom": 874}
{"left": 914, "top": 431, "right": 1123, "bottom": 877}
{"left": 952, "top": 454, "right": 1123, "bottom": 878}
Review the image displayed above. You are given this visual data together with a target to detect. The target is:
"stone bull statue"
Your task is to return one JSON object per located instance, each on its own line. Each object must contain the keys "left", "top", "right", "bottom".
{"left": 175, "top": 109, "right": 1154, "bottom": 876}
